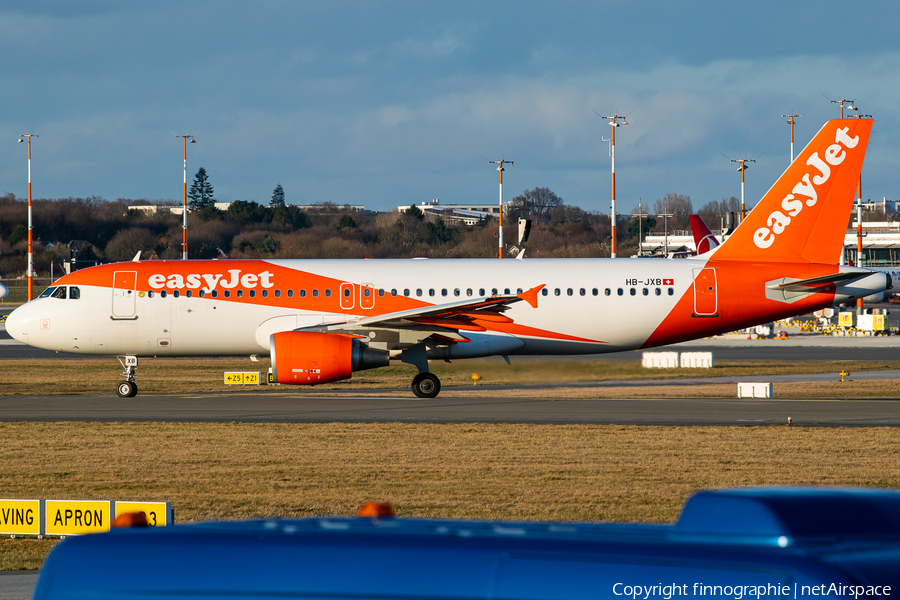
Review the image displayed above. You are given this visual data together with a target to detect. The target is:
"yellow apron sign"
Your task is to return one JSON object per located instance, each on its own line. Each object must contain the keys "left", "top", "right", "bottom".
{"left": 115, "top": 501, "right": 172, "bottom": 527}
{"left": 46, "top": 500, "right": 111, "bottom": 536}
{"left": 0, "top": 499, "right": 40, "bottom": 536}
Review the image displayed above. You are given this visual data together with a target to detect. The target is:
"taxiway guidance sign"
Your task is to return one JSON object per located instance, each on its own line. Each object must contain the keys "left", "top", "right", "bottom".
{"left": 224, "top": 371, "right": 260, "bottom": 385}
{"left": 46, "top": 500, "right": 112, "bottom": 536}
{"left": 0, "top": 499, "right": 41, "bottom": 536}
{"left": 115, "top": 501, "right": 172, "bottom": 527}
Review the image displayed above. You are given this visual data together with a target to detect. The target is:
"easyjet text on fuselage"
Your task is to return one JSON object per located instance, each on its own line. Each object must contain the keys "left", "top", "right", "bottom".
{"left": 147, "top": 269, "right": 275, "bottom": 291}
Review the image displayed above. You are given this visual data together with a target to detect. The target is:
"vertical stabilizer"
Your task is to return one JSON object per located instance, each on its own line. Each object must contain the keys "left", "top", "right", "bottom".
{"left": 713, "top": 119, "right": 872, "bottom": 264}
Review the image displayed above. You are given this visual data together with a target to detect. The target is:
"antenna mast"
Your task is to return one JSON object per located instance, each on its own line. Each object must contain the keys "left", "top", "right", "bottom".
{"left": 488, "top": 158, "right": 513, "bottom": 259}
{"left": 597, "top": 112, "right": 629, "bottom": 258}
{"left": 728, "top": 157, "right": 756, "bottom": 221}
{"left": 781, "top": 113, "right": 803, "bottom": 163}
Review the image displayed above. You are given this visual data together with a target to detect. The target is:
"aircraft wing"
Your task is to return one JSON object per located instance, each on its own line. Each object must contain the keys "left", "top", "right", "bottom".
{"left": 299, "top": 284, "right": 545, "bottom": 343}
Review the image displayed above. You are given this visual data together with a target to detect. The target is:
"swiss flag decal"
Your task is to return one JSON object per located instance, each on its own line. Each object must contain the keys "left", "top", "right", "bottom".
{"left": 663, "top": 279, "right": 674, "bottom": 285}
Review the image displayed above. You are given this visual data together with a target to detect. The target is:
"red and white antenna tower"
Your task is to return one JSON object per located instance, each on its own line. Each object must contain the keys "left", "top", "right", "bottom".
{"left": 728, "top": 156, "right": 756, "bottom": 222}
{"left": 487, "top": 158, "right": 513, "bottom": 259}
{"left": 597, "top": 112, "right": 629, "bottom": 258}
{"left": 175, "top": 134, "right": 197, "bottom": 259}
{"left": 17, "top": 133, "right": 38, "bottom": 301}
{"left": 781, "top": 113, "right": 803, "bottom": 163}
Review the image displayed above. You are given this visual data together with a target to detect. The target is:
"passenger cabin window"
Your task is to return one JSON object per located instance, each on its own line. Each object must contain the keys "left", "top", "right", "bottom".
{"left": 237, "top": 290, "right": 243, "bottom": 298}
{"left": 579, "top": 288, "right": 586, "bottom": 296}
{"left": 429, "top": 289, "right": 435, "bottom": 297}
{"left": 504, "top": 288, "right": 510, "bottom": 295}
{"left": 300, "top": 290, "right": 306, "bottom": 298}
{"left": 466, "top": 289, "right": 473, "bottom": 297}
{"left": 479, "top": 288, "right": 486, "bottom": 296}
{"left": 161, "top": 290, "right": 168, "bottom": 298}
{"left": 148, "top": 291, "right": 155, "bottom": 298}
{"left": 554, "top": 288, "right": 561, "bottom": 296}
{"left": 541, "top": 289, "right": 549, "bottom": 296}
{"left": 668, "top": 288, "right": 674, "bottom": 296}
{"left": 262, "top": 290, "right": 268, "bottom": 298}
{"left": 199, "top": 290, "right": 205, "bottom": 298}
{"left": 364, "top": 289, "right": 371, "bottom": 297}
{"left": 592, "top": 288, "right": 598, "bottom": 296}
{"left": 186, "top": 290, "right": 192, "bottom": 298}
{"left": 274, "top": 290, "right": 281, "bottom": 298}
{"left": 404, "top": 289, "right": 410, "bottom": 297}
{"left": 642, "top": 288, "right": 649, "bottom": 296}
{"left": 210, "top": 290, "right": 217, "bottom": 298}
{"left": 416, "top": 289, "right": 422, "bottom": 297}
{"left": 287, "top": 290, "right": 293, "bottom": 298}
{"left": 312, "top": 289, "right": 319, "bottom": 298}
{"left": 617, "top": 288, "right": 624, "bottom": 296}
{"left": 324, "top": 289, "right": 332, "bottom": 298}
{"left": 605, "top": 288, "right": 611, "bottom": 296}
{"left": 567, "top": 289, "right": 573, "bottom": 296}
{"left": 655, "top": 288, "right": 661, "bottom": 296}
{"left": 343, "top": 288, "right": 351, "bottom": 297}
{"left": 630, "top": 288, "right": 636, "bottom": 296}
{"left": 249, "top": 290, "right": 255, "bottom": 298}
{"left": 174, "top": 290, "right": 181, "bottom": 298}
{"left": 491, "top": 288, "right": 498, "bottom": 295}
{"left": 441, "top": 289, "right": 448, "bottom": 297}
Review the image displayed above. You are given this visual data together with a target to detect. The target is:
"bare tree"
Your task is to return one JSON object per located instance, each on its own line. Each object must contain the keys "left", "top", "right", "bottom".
{"left": 509, "top": 187, "right": 564, "bottom": 221}
{"left": 653, "top": 193, "right": 692, "bottom": 231}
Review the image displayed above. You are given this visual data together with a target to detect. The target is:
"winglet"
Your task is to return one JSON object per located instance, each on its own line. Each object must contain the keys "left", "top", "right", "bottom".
{"left": 517, "top": 284, "right": 545, "bottom": 308}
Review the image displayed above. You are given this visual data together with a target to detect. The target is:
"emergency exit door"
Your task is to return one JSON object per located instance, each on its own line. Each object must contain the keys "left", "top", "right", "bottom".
{"left": 692, "top": 268, "right": 718, "bottom": 316}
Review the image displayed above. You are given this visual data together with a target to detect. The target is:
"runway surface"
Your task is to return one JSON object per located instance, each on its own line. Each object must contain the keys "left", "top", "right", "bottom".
{"left": 2, "top": 390, "right": 899, "bottom": 426}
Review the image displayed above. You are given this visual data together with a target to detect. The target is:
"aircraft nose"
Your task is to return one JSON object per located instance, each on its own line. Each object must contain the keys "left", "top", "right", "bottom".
{"left": 5, "top": 305, "right": 28, "bottom": 343}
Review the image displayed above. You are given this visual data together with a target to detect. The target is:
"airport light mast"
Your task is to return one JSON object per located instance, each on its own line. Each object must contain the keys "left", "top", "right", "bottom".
{"left": 487, "top": 158, "right": 513, "bottom": 259}
{"left": 597, "top": 112, "right": 629, "bottom": 258}
{"left": 728, "top": 157, "right": 756, "bottom": 222}
{"left": 17, "top": 133, "right": 38, "bottom": 301}
{"left": 781, "top": 113, "right": 803, "bottom": 163}
{"left": 829, "top": 96, "right": 858, "bottom": 119}
{"left": 631, "top": 198, "right": 648, "bottom": 256}
{"left": 175, "top": 134, "right": 196, "bottom": 259}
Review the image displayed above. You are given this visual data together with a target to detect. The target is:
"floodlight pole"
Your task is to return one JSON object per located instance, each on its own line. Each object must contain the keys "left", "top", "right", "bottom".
{"left": 176, "top": 134, "right": 196, "bottom": 259}
{"left": 599, "top": 113, "right": 628, "bottom": 258}
{"left": 781, "top": 113, "right": 803, "bottom": 163}
{"left": 18, "top": 133, "right": 38, "bottom": 301}
{"left": 729, "top": 157, "right": 756, "bottom": 222}
{"left": 488, "top": 158, "right": 513, "bottom": 259}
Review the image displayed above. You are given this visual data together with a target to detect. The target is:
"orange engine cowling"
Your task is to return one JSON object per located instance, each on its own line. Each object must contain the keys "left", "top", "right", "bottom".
{"left": 270, "top": 331, "right": 389, "bottom": 385}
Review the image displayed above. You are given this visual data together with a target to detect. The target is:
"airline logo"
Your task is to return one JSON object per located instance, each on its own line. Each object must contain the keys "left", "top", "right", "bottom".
{"left": 753, "top": 126, "right": 860, "bottom": 250}
{"left": 148, "top": 269, "right": 275, "bottom": 291}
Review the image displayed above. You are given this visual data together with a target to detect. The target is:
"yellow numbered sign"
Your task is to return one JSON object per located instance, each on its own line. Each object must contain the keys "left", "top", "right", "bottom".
{"left": 46, "top": 500, "right": 111, "bottom": 536}
{"left": 0, "top": 499, "right": 40, "bottom": 536}
{"left": 115, "top": 501, "right": 171, "bottom": 527}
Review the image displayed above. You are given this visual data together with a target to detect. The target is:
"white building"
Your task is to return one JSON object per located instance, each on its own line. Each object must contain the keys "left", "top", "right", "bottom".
{"left": 397, "top": 199, "right": 500, "bottom": 225}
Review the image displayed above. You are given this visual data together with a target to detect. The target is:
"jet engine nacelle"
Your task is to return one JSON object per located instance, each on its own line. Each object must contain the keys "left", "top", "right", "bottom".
{"left": 270, "top": 331, "right": 389, "bottom": 385}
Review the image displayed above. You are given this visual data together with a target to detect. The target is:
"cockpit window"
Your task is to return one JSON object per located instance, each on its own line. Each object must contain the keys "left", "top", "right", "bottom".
{"left": 38, "top": 287, "right": 57, "bottom": 299}
{"left": 69, "top": 286, "right": 80, "bottom": 300}
{"left": 51, "top": 287, "right": 67, "bottom": 299}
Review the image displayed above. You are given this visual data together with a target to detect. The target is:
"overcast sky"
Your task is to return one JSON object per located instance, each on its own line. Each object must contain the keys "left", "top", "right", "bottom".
{"left": 2, "top": 1, "right": 899, "bottom": 215}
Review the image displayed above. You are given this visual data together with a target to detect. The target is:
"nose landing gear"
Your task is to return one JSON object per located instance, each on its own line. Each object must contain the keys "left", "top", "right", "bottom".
{"left": 116, "top": 355, "right": 139, "bottom": 398}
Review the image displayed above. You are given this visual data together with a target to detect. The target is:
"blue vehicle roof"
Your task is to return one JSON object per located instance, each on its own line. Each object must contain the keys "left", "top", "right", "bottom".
{"left": 33, "top": 487, "right": 900, "bottom": 599}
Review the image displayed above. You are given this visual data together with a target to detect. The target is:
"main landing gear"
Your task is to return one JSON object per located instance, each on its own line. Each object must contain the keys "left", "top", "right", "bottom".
{"left": 116, "top": 355, "right": 138, "bottom": 398}
{"left": 411, "top": 372, "right": 441, "bottom": 398}
{"left": 402, "top": 343, "right": 441, "bottom": 398}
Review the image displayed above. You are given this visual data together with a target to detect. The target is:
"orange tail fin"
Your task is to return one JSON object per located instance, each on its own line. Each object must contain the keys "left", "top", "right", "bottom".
{"left": 713, "top": 119, "right": 872, "bottom": 264}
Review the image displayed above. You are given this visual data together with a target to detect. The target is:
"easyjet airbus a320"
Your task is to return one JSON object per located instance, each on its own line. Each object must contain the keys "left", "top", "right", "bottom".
{"left": 6, "top": 119, "right": 889, "bottom": 398}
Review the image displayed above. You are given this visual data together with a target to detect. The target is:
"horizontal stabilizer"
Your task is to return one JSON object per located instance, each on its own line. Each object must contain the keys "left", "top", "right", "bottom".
{"left": 765, "top": 271, "right": 870, "bottom": 293}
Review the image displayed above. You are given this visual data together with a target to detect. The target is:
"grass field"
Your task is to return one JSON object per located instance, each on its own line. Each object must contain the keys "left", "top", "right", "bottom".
{"left": 2, "top": 357, "right": 899, "bottom": 570}
{"left": 1, "top": 422, "right": 899, "bottom": 570}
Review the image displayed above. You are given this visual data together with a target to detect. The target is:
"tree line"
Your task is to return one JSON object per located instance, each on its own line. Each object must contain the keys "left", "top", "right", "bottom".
{"left": 0, "top": 167, "right": 750, "bottom": 278}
